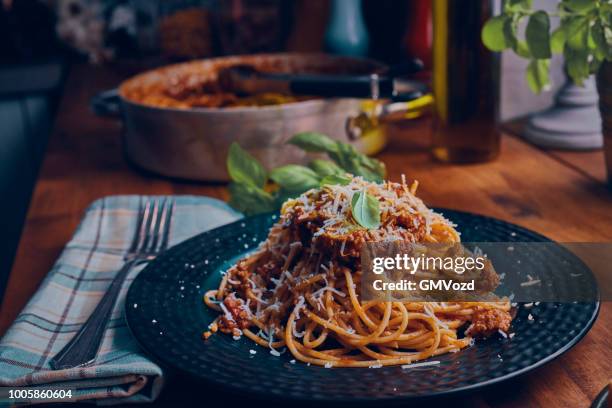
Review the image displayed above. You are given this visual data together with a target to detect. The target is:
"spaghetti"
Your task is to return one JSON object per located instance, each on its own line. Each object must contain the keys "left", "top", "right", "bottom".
{"left": 204, "top": 176, "right": 512, "bottom": 367}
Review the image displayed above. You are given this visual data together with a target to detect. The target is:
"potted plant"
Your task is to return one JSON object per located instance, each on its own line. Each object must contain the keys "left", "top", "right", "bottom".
{"left": 481, "top": 0, "right": 612, "bottom": 186}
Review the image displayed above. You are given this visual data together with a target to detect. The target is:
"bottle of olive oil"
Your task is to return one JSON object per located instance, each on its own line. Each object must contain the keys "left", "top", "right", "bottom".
{"left": 431, "top": 0, "right": 500, "bottom": 163}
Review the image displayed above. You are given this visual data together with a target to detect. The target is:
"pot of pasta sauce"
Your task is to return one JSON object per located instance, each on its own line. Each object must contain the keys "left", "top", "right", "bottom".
{"left": 92, "top": 53, "right": 392, "bottom": 182}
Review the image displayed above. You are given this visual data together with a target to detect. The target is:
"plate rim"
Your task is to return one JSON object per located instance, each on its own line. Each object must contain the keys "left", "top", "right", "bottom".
{"left": 125, "top": 209, "right": 601, "bottom": 402}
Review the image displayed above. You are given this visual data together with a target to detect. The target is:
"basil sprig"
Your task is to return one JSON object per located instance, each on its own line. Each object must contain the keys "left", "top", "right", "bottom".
{"left": 289, "top": 132, "right": 385, "bottom": 183}
{"left": 351, "top": 191, "right": 381, "bottom": 229}
{"left": 226, "top": 133, "right": 386, "bottom": 215}
{"left": 320, "top": 174, "right": 352, "bottom": 187}
{"left": 481, "top": 0, "right": 612, "bottom": 93}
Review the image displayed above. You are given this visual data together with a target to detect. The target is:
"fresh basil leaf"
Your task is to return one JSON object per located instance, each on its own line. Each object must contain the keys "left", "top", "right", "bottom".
{"left": 320, "top": 174, "right": 352, "bottom": 187}
{"left": 227, "top": 143, "right": 267, "bottom": 188}
{"left": 526, "top": 59, "right": 551, "bottom": 93}
{"left": 526, "top": 11, "right": 552, "bottom": 58}
{"left": 356, "top": 154, "right": 386, "bottom": 182}
{"left": 269, "top": 165, "right": 320, "bottom": 192}
{"left": 228, "top": 182, "right": 275, "bottom": 215}
{"left": 309, "top": 159, "right": 344, "bottom": 177}
{"left": 329, "top": 143, "right": 385, "bottom": 182}
{"left": 329, "top": 144, "right": 361, "bottom": 180}
{"left": 288, "top": 132, "right": 338, "bottom": 153}
{"left": 328, "top": 142, "right": 353, "bottom": 172}
{"left": 482, "top": 16, "right": 511, "bottom": 51}
{"left": 551, "top": 27, "right": 566, "bottom": 54}
{"left": 351, "top": 191, "right": 381, "bottom": 230}
{"left": 565, "top": 16, "right": 590, "bottom": 51}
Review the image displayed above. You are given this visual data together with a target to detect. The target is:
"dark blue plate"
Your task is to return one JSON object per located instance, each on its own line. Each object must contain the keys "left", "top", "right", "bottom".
{"left": 125, "top": 210, "right": 599, "bottom": 402}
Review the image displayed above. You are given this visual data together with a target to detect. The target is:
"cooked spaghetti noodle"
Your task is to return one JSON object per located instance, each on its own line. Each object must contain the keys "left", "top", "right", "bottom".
{"left": 204, "top": 176, "right": 512, "bottom": 367}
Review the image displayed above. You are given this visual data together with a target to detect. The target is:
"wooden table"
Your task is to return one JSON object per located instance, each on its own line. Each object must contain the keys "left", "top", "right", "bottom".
{"left": 1, "top": 64, "right": 610, "bottom": 407}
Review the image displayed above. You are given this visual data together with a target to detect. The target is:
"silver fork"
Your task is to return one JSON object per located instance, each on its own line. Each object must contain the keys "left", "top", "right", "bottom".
{"left": 50, "top": 198, "right": 174, "bottom": 370}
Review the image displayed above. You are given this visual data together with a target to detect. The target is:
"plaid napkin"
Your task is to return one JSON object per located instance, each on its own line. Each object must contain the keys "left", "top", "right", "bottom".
{"left": 0, "top": 195, "right": 242, "bottom": 405}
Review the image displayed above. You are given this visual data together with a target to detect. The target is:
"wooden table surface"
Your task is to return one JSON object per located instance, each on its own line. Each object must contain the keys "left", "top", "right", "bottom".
{"left": 1, "top": 64, "right": 610, "bottom": 407}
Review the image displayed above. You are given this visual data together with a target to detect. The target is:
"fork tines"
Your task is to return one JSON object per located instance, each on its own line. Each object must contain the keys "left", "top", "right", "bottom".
{"left": 132, "top": 198, "right": 174, "bottom": 256}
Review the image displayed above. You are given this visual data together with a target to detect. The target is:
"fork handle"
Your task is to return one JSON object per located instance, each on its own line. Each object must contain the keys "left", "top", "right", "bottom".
{"left": 49, "top": 260, "right": 136, "bottom": 369}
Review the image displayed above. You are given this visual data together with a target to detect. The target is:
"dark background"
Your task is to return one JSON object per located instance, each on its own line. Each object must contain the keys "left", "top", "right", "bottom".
{"left": 0, "top": 0, "right": 428, "bottom": 303}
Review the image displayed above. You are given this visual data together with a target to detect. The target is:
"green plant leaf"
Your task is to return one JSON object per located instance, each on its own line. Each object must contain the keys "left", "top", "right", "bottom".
{"left": 565, "top": 16, "right": 590, "bottom": 51}
{"left": 227, "top": 143, "right": 267, "bottom": 188}
{"left": 320, "top": 174, "right": 352, "bottom": 187}
{"left": 228, "top": 182, "right": 275, "bottom": 215}
{"left": 351, "top": 191, "right": 381, "bottom": 230}
{"left": 589, "top": 57, "right": 603, "bottom": 74}
{"left": 502, "top": 15, "right": 532, "bottom": 58}
{"left": 482, "top": 0, "right": 611, "bottom": 94}
{"left": 288, "top": 132, "right": 338, "bottom": 153}
{"left": 526, "top": 11, "right": 552, "bottom": 58}
{"left": 565, "top": 47, "right": 590, "bottom": 85}
{"left": 506, "top": 0, "right": 533, "bottom": 12}
{"left": 605, "top": 25, "right": 612, "bottom": 46}
{"left": 503, "top": 16, "right": 519, "bottom": 49}
{"left": 526, "top": 59, "right": 551, "bottom": 93}
{"left": 516, "top": 40, "right": 533, "bottom": 58}
{"left": 563, "top": 0, "right": 597, "bottom": 13}
{"left": 269, "top": 165, "right": 320, "bottom": 192}
{"left": 591, "top": 21, "right": 612, "bottom": 60}
{"left": 309, "top": 159, "right": 344, "bottom": 177}
{"left": 551, "top": 27, "right": 566, "bottom": 54}
{"left": 482, "top": 15, "right": 510, "bottom": 51}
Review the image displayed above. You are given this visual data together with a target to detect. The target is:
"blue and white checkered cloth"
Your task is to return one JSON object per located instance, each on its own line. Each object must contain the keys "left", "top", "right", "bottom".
{"left": 0, "top": 196, "right": 242, "bottom": 405}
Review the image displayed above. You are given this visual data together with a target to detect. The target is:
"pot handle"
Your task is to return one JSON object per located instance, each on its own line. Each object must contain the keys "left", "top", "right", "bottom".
{"left": 90, "top": 88, "right": 122, "bottom": 118}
